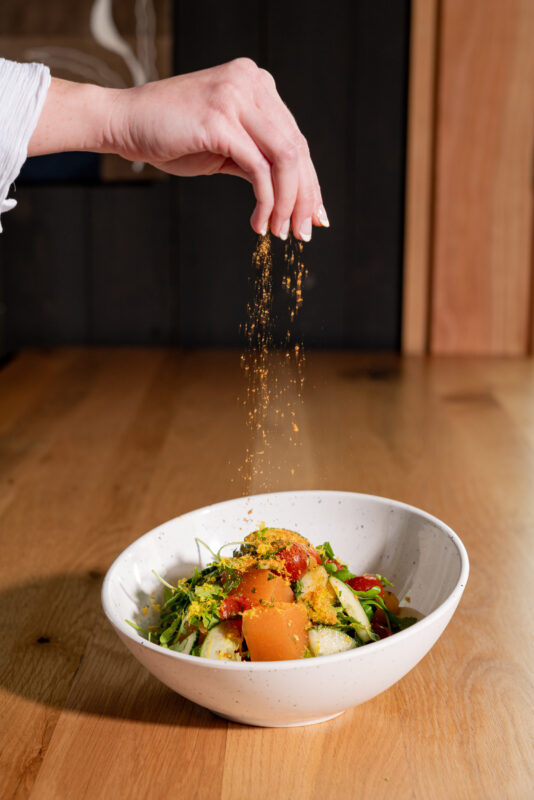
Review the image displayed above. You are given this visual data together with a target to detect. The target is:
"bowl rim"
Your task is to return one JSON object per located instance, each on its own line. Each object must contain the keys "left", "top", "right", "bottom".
{"left": 102, "top": 490, "right": 469, "bottom": 671}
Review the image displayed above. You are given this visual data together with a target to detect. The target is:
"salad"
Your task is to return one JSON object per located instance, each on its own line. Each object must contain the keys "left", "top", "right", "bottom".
{"left": 128, "top": 527, "right": 418, "bottom": 661}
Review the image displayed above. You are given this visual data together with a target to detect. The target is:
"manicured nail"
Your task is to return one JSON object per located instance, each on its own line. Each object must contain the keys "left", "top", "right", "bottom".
{"left": 258, "top": 223, "right": 268, "bottom": 236}
{"left": 317, "top": 205, "right": 330, "bottom": 227}
{"left": 300, "top": 218, "right": 312, "bottom": 242}
{"left": 280, "top": 219, "right": 290, "bottom": 240}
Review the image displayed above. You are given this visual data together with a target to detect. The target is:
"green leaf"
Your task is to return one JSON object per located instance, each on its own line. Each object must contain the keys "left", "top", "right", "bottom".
{"left": 346, "top": 613, "right": 379, "bottom": 641}
{"left": 159, "top": 617, "right": 181, "bottom": 646}
{"left": 152, "top": 570, "right": 177, "bottom": 591}
{"left": 216, "top": 541, "right": 247, "bottom": 559}
{"left": 334, "top": 567, "right": 356, "bottom": 582}
{"left": 194, "top": 582, "right": 223, "bottom": 599}
{"left": 195, "top": 537, "right": 220, "bottom": 562}
{"left": 318, "top": 541, "right": 335, "bottom": 559}
{"left": 353, "top": 586, "right": 382, "bottom": 600}
{"left": 360, "top": 602, "right": 375, "bottom": 622}
{"left": 394, "top": 615, "right": 418, "bottom": 631}
{"left": 125, "top": 619, "right": 150, "bottom": 636}
{"left": 375, "top": 573, "right": 393, "bottom": 588}
{"left": 324, "top": 561, "right": 338, "bottom": 575}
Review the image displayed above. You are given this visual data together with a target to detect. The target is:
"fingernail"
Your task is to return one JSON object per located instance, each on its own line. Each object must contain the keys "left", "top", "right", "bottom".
{"left": 280, "top": 219, "right": 290, "bottom": 240}
{"left": 258, "top": 223, "right": 268, "bottom": 236}
{"left": 300, "top": 218, "right": 312, "bottom": 242}
{"left": 317, "top": 205, "right": 330, "bottom": 227}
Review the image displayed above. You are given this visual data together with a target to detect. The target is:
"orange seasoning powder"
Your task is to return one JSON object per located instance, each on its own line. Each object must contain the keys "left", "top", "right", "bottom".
{"left": 240, "top": 233, "right": 308, "bottom": 492}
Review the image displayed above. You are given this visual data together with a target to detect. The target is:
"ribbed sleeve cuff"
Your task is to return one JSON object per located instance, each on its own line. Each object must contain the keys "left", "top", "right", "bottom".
{"left": 0, "top": 58, "right": 51, "bottom": 231}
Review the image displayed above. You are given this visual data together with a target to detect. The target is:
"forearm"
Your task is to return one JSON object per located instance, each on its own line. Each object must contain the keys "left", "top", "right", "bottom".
{"left": 28, "top": 77, "right": 121, "bottom": 157}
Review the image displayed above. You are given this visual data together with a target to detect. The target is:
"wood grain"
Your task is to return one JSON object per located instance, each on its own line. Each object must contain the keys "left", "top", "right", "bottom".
{"left": 1, "top": 349, "right": 533, "bottom": 799}
{"left": 431, "top": 0, "right": 534, "bottom": 354}
{"left": 402, "top": 0, "right": 438, "bottom": 355}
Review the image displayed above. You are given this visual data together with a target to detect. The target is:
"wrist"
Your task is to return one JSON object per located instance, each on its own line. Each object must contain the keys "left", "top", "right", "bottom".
{"left": 28, "top": 78, "right": 122, "bottom": 157}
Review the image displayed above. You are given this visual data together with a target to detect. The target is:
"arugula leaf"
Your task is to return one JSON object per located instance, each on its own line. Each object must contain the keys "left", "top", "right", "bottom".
{"left": 152, "top": 570, "right": 177, "bottom": 591}
{"left": 324, "top": 561, "right": 338, "bottom": 576}
{"left": 375, "top": 573, "right": 393, "bottom": 588}
{"left": 194, "top": 582, "right": 223, "bottom": 600}
{"left": 219, "top": 565, "right": 241, "bottom": 592}
{"left": 333, "top": 567, "right": 356, "bottom": 582}
{"left": 159, "top": 616, "right": 181, "bottom": 646}
{"left": 195, "top": 537, "right": 220, "bottom": 562}
{"left": 216, "top": 541, "right": 248, "bottom": 559}
{"left": 318, "top": 541, "right": 335, "bottom": 559}
{"left": 340, "top": 609, "right": 379, "bottom": 642}
{"left": 323, "top": 559, "right": 356, "bottom": 582}
{"left": 125, "top": 619, "right": 150, "bottom": 637}
{"left": 395, "top": 616, "right": 418, "bottom": 630}
{"left": 189, "top": 567, "right": 203, "bottom": 588}
{"left": 162, "top": 587, "right": 172, "bottom": 603}
{"left": 353, "top": 586, "right": 382, "bottom": 600}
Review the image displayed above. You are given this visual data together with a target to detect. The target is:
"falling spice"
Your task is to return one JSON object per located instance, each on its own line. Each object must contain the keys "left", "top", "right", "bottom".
{"left": 240, "top": 232, "right": 308, "bottom": 492}
{"left": 283, "top": 236, "right": 308, "bottom": 321}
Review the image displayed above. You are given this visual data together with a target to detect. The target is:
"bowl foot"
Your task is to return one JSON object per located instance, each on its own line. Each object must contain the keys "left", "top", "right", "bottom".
{"left": 214, "top": 710, "right": 346, "bottom": 728}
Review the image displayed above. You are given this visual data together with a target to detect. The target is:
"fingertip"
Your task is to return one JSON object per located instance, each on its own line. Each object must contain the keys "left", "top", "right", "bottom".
{"left": 250, "top": 210, "right": 269, "bottom": 237}
{"left": 294, "top": 217, "right": 312, "bottom": 242}
{"left": 279, "top": 219, "right": 290, "bottom": 240}
{"left": 317, "top": 205, "right": 330, "bottom": 227}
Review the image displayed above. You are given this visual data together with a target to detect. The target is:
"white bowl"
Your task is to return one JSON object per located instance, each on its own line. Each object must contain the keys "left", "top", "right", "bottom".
{"left": 102, "top": 491, "right": 469, "bottom": 727}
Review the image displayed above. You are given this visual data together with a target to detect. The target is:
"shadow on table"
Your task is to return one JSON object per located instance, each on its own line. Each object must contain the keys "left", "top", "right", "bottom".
{"left": 0, "top": 572, "right": 228, "bottom": 728}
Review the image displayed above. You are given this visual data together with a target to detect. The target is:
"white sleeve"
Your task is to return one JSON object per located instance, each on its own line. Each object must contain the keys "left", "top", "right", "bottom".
{"left": 0, "top": 58, "right": 51, "bottom": 232}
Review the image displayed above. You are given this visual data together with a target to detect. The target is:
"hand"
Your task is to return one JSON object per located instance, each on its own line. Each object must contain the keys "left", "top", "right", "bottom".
{"left": 109, "top": 58, "right": 328, "bottom": 240}
{"left": 29, "top": 59, "right": 329, "bottom": 241}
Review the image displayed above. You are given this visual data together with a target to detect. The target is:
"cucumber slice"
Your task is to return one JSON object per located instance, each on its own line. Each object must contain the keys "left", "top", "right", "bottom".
{"left": 308, "top": 626, "right": 356, "bottom": 657}
{"left": 300, "top": 565, "right": 328, "bottom": 593}
{"left": 199, "top": 622, "right": 242, "bottom": 661}
{"left": 170, "top": 631, "right": 197, "bottom": 654}
{"left": 329, "top": 575, "right": 372, "bottom": 643}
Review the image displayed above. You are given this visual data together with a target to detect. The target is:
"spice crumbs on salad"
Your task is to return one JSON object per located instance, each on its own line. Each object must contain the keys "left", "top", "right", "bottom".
{"left": 127, "top": 528, "right": 419, "bottom": 662}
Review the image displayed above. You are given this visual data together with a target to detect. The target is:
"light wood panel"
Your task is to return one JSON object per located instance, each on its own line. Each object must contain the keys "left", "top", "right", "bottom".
{"left": 1, "top": 348, "right": 534, "bottom": 798}
{"left": 430, "top": 0, "right": 534, "bottom": 354}
{"left": 402, "top": 0, "right": 438, "bottom": 355}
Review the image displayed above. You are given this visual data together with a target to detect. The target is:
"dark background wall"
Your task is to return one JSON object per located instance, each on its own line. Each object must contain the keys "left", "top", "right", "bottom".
{"left": 0, "top": 0, "right": 410, "bottom": 354}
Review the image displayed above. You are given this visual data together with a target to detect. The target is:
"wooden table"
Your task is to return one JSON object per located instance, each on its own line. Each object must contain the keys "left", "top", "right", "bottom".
{"left": 1, "top": 348, "right": 533, "bottom": 799}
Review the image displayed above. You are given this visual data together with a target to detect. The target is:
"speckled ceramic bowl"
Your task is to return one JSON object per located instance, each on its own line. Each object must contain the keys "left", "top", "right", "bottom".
{"left": 102, "top": 491, "right": 469, "bottom": 727}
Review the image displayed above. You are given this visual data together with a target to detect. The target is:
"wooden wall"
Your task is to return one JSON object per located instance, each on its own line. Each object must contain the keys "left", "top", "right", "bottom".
{"left": 403, "top": 0, "right": 534, "bottom": 355}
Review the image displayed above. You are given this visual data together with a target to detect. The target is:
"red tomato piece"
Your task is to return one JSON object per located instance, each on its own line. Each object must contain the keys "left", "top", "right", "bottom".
{"left": 278, "top": 543, "right": 320, "bottom": 581}
{"left": 306, "top": 546, "right": 322, "bottom": 566}
{"left": 326, "top": 558, "right": 343, "bottom": 570}
{"left": 372, "top": 621, "right": 392, "bottom": 639}
{"left": 347, "top": 574, "right": 384, "bottom": 595}
{"left": 219, "top": 595, "right": 252, "bottom": 619}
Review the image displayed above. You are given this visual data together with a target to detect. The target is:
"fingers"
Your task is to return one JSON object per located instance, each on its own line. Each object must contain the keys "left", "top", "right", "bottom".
{"left": 242, "top": 76, "right": 328, "bottom": 241}
{"left": 224, "top": 126, "right": 275, "bottom": 235}
{"left": 290, "top": 153, "right": 322, "bottom": 242}
{"left": 307, "top": 159, "right": 329, "bottom": 229}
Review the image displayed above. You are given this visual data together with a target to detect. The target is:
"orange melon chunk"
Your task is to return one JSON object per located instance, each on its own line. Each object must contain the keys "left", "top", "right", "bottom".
{"left": 242, "top": 602, "right": 309, "bottom": 661}
{"left": 232, "top": 570, "right": 294, "bottom": 606}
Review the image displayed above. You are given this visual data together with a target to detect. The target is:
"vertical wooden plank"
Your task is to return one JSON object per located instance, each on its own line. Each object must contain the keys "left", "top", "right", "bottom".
{"left": 402, "top": 0, "right": 438, "bottom": 355}
{"left": 431, "top": 0, "right": 534, "bottom": 355}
